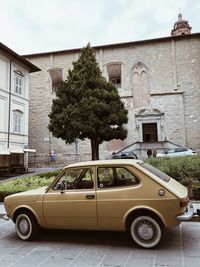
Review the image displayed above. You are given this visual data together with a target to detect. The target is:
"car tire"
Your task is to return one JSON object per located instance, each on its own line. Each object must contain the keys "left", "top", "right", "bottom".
{"left": 128, "top": 215, "right": 163, "bottom": 249}
{"left": 15, "top": 211, "right": 39, "bottom": 241}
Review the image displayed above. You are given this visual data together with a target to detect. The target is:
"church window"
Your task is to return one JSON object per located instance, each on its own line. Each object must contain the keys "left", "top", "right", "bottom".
{"left": 49, "top": 68, "right": 63, "bottom": 92}
{"left": 142, "top": 123, "right": 158, "bottom": 142}
{"left": 132, "top": 63, "right": 149, "bottom": 108}
{"left": 107, "top": 63, "right": 121, "bottom": 88}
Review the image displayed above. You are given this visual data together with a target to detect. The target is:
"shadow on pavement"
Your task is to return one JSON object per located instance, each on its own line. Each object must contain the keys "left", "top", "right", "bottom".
{"left": 2, "top": 225, "right": 181, "bottom": 250}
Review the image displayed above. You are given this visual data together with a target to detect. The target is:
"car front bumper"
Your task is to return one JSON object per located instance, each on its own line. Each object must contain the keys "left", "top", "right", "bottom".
{"left": 176, "top": 203, "right": 194, "bottom": 221}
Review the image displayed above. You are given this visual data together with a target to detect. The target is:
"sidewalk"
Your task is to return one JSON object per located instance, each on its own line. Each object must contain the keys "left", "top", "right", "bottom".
{"left": 0, "top": 203, "right": 5, "bottom": 218}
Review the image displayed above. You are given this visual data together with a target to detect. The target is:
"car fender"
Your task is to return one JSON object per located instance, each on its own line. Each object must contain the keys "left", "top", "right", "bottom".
{"left": 123, "top": 205, "right": 167, "bottom": 229}
{"left": 12, "top": 204, "right": 42, "bottom": 225}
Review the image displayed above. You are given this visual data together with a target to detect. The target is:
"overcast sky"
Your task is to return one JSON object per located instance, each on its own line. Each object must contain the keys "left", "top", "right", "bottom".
{"left": 0, "top": 0, "right": 199, "bottom": 55}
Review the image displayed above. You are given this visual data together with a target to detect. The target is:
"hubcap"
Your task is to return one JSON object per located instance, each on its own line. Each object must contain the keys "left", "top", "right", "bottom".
{"left": 19, "top": 218, "right": 29, "bottom": 234}
{"left": 138, "top": 223, "right": 154, "bottom": 240}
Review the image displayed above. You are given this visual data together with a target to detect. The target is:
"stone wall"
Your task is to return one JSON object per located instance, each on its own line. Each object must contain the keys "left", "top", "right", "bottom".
{"left": 26, "top": 34, "right": 200, "bottom": 164}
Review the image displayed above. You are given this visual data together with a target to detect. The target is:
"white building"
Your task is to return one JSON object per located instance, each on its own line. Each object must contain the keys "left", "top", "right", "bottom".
{"left": 0, "top": 42, "right": 40, "bottom": 174}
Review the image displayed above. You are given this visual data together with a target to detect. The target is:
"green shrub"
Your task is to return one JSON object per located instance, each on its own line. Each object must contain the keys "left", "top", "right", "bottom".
{"left": 1, "top": 157, "right": 200, "bottom": 202}
{"left": 145, "top": 155, "right": 200, "bottom": 186}
{"left": 0, "top": 170, "right": 60, "bottom": 202}
{"left": 192, "top": 182, "right": 200, "bottom": 200}
{"left": 37, "top": 169, "right": 60, "bottom": 178}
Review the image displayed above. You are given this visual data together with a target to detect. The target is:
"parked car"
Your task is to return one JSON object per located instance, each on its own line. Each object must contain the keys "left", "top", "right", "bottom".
{"left": 156, "top": 147, "right": 197, "bottom": 158}
{"left": 111, "top": 151, "right": 138, "bottom": 159}
{"left": 3, "top": 159, "right": 194, "bottom": 249}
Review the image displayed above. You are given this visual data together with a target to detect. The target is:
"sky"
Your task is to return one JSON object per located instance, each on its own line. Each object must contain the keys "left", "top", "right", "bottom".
{"left": 0, "top": 0, "right": 199, "bottom": 55}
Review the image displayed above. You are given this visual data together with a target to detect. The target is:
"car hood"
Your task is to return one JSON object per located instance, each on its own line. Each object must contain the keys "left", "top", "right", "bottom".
{"left": 5, "top": 186, "right": 47, "bottom": 202}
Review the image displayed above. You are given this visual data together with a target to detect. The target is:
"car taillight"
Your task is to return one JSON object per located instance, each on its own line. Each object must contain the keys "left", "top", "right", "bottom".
{"left": 180, "top": 198, "right": 189, "bottom": 207}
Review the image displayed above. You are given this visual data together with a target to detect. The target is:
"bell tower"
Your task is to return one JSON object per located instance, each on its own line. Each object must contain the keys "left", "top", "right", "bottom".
{"left": 171, "top": 13, "right": 192, "bottom": 36}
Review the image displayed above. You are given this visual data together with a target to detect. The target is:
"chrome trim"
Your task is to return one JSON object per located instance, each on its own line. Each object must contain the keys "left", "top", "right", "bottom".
{"left": 3, "top": 214, "right": 10, "bottom": 221}
{"left": 176, "top": 203, "right": 194, "bottom": 221}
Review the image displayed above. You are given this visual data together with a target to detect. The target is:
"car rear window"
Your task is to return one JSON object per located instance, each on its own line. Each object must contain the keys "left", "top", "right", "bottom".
{"left": 138, "top": 163, "right": 170, "bottom": 182}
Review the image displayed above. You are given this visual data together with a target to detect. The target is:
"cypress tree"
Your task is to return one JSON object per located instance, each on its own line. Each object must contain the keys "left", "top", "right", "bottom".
{"left": 48, "top": 44, "right": 128, "bottom": 160}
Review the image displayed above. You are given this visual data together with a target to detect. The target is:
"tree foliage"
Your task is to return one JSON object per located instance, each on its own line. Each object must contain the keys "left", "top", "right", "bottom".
{"left": 48, "top": 44, "right": 128, "bottom": 160}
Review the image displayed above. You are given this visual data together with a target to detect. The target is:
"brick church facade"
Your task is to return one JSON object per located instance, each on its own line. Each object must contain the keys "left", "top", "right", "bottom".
{"left": 25, "top": 14, "right": 200, "bottom": 163}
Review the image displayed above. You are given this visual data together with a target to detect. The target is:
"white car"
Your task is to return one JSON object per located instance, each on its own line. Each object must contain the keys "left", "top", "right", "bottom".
{"left": 157, "top": 147, "right": 197, "bottom": 158}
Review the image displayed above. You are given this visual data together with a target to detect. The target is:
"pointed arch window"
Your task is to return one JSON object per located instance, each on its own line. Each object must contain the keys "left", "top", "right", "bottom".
{"left": 132, "top": 62, "right": 149, "bottom": 108}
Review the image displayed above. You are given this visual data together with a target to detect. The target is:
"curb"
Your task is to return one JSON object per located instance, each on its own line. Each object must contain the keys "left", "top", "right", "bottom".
{"left": 0, "top": 203, "right": 5, "bottom": 218}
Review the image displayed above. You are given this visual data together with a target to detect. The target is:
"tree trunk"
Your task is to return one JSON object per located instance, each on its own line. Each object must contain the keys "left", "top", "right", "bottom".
{"left": 91, "top": 138, "right": 99, "bottom": 160}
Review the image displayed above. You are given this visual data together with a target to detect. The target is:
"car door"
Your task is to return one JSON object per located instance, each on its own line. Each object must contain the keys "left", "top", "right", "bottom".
{"left": 96, "top": 166, "right": 141, "bottom": 228}
{"left": 43, "top": 167, "right": 97, "bottom": 227}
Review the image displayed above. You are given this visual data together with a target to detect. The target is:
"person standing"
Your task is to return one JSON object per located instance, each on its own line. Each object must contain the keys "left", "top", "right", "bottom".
{"left": 147, "top": 149, "right": 152, "bottom": 158}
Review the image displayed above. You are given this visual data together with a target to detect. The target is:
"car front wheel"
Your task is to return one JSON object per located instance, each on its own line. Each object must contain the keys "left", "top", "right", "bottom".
{"left": 129, "top": 215, "right": 163, "bottom": 248}
{"left": 15, "top": 212, "right": 38, "bottom": 241}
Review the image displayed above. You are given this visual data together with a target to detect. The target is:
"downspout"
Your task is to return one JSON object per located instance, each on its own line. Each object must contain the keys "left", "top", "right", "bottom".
{"left": 7, "top": 59, "right": 13, "bottom": 149}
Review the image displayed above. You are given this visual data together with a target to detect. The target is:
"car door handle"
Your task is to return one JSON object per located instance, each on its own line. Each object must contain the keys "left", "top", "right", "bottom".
{"left": 86, "top": 194, "right": 95, "bottom": 199}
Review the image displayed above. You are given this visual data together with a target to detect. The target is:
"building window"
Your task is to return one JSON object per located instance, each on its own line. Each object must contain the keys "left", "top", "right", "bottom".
{"left": 132, "top": 62, "right": 149, "bottom": 108}
{"left": 14, "top": 70, "right": 24, "bottom": 96}
{"left": 107, "top": 63, "right": 121, "bottom": 88}
{"left": 13, "top": 110, "right": 23, "bottom": 133}
{"left": 0, "top": 58, "right": 8, "bottom": 90}
{"left": 142, "top": 123, "right": 158, "bottom": 142}
{"left": 49, "top": 68, "right": 63, "bottom": 92}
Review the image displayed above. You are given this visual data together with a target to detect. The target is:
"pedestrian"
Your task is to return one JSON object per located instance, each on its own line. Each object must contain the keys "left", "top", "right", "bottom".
{"left": 50, "top": 150, "right": 56, "bottom": 162}
{"left": 152, "top": 148, "right": 157, "bottom": 157}
{"left": 147, "top": 149, "right": 152, "bottom": 158}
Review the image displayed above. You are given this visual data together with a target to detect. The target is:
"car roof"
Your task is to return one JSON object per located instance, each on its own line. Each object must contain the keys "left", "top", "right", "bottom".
{"left": 63, "top": 159, "right": 142, "bottom": 169}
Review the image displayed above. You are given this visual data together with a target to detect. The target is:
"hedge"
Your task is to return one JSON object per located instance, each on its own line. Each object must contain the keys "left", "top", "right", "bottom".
{"left": 0, "top": 170, "right": 60, "bottom": 202}
{"left": 145, "top": 156, "right": 200, "bottom": 183}
{"left": 1, "top": 156, "right": 200, "bottom": 202}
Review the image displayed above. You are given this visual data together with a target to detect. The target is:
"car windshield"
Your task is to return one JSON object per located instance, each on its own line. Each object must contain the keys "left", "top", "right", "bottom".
{"left": 138, "top": 162, "right": 171, "bottom": 182}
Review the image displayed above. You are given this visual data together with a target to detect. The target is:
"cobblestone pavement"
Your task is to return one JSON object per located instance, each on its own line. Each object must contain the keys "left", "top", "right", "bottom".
{"left": 0, "top": 219, "right": 200, "bottom": 267}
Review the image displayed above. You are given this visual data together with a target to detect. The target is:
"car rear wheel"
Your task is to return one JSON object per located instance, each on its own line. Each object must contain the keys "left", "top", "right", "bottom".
{"left": 129, "top": 215, "right": 163, "bottom": 248}
{"left": 15, "top": 212, "right": 38, "bottom": 241}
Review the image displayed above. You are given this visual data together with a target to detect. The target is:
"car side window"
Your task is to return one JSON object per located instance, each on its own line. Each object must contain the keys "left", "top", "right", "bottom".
{"left": 53, "top": 168, "right": 93, "bottom": 190}
{"left": 175, "top": 148, "right": 187, "bottom": 152}
{"left": 97, "top": 167, "right": 140, "bottom": 189}
{"left": 166, "top": 149, "right": 175, "bottom": 154}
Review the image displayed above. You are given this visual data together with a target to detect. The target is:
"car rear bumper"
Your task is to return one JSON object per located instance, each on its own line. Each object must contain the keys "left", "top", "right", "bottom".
{"left": 3, "top": 214, "right": 9, "bottom": 221}
{"left": 176, "top": 203, "right": 194, "bottom": 221}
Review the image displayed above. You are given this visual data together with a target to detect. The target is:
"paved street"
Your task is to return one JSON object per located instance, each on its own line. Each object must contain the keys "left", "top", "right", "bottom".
{"left": 0, "top": 218, "right": 200, "bottom": 267}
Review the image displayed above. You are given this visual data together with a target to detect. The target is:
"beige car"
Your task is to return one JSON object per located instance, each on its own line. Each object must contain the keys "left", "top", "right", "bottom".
{"left": 4, "top": 159, "right": 194, "bottom": 248}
